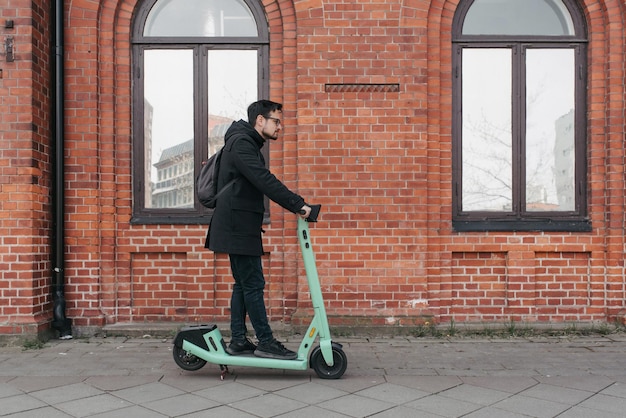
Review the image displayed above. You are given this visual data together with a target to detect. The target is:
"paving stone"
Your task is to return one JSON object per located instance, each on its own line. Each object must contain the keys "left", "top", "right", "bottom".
{"left": 29, "top": 382, "right": 104, "bottom": 405}
{"left": 55, "top": 393, "right": 133, "bottom": 416}
{"left": 274, "top": 405, "right": 352, "bottom": 417}
{"left": 354, "top": 382, "right": 429, "bottom": 404}
{"left": 112, "top": 381, "right": 185, "bottom": 404}
{"left": 463, "top": 406, "right": 533, "bottom": 417}
{"left": 230, "top": 393, "right": 308, "bottom": 417}
{"left": 7, "top": 376, "right": 84, "bottom": 393}
{"left": 142, "top": 393, "right": 220, "bottom": 416}
{"left": 318, "top": 394, "right": 395, "bottom": 417}
{"left": 405, "top": 394, "right": 483, "bottom": 417}
{"left": 178, "top": 405, "right": 258, "bottom": 417}
{"left": 89, "top": 405, "right": 168, "bottom": 418}
{"left": 386, "top": 375, "right": 463, "bottom": 393}
{"left": 460, "top": 376, "right": 538, "bottom": 394}
{"left": 2, "top": 406, "right": 73, "bottom": 418}
{"left": 85, "top": 375, "right": 160, "bottom": 391}
{"left": 366, "top": 405, "right": 443, "bottom": 418}
{"left": 1, "top": 394, "right": 48, "bottom": 415}
{"left": 518, "top": 383, "right": 593, "bottom": 404}
{"left": 275, "top": 381, "right": 349, "bottom": 403}
{"left": 556, "top": 405, "right": 617, "bottom": 418}
{"left": 439, "top": 382, "right": 512, "bottom": 405}
{"left": 599, "top": 381, "right": 626, "bottom": 398}
{"left": 493, "top": 395, "right": 571, "bottom": 418}
{"left": 0, "top": 382, "right": 24, "bottom": 399}
{"left": 193, "top": 381, "right": 266, "bottom": 403}
{"left": 575, "top": 392, "right": 626, "bottom": 415}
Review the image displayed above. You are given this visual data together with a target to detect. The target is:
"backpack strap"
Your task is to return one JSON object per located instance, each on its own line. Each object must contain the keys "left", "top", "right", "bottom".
{"left": 215, "top": 135, "right": 244, "bottom": 199}
{"left": 214, "top": 177, "right": 237, "bottom": 200}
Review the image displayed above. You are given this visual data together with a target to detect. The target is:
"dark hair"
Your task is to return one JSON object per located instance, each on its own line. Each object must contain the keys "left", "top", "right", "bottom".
{"left": 247, "top": 100, "right": 282, "bottom": 124}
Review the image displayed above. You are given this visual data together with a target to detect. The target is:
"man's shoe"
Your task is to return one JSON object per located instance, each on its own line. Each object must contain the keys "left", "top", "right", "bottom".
{"left": 254, "top": 339, "right": 297, "bottom": 360}
{"left": 226, "top": 338, "right": 257, "bottom": 355}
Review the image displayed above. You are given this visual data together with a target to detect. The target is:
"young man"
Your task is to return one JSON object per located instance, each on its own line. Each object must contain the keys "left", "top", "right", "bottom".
{"left": 206, "top": 100, "right": 312, "bottom": 360}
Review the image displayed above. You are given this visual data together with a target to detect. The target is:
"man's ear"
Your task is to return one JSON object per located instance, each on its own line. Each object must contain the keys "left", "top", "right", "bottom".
{"left": 255, "top": 114, "right": 264, "bottom": 128}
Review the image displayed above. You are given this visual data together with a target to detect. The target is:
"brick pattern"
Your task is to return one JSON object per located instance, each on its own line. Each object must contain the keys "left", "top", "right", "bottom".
{"left": 447, "top": 251, "right": 602, "bottom": 323}
{"left": 447, "top": 252, "right": 508, "bottom": 322}
{"left": 0, "top": 0, "right": 52, "bottom": 335}
{"left": 1, "top": 0, "right": 625, "bottom": 336}
{"left": 535, "top": 252, "right": 594, "bottom": 320}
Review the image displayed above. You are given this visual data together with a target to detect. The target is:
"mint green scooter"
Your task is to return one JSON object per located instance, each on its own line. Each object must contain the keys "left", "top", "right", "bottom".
{"left": 172, "top": 205, "right": 347, "bottom": 379}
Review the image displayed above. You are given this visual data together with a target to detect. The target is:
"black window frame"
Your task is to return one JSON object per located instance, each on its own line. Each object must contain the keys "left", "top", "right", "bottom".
{"left": 451, "top": 0, "right": 590, "bottom": 232}
{"left": 130, "top": 0, "right": 269, "bottom": 224}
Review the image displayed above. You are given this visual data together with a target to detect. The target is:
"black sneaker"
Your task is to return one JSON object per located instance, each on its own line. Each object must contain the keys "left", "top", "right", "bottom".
{"left": 254, "top": 339, "right": 297, "bottom": 360}
{"left": 226, "top": 338, "right": 257, "bottom": 355}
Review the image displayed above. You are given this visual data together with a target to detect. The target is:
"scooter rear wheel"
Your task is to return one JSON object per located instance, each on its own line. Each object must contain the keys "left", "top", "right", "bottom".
{"left": 173, "top": 345, "right": 207, "bottom": 371}
{"left": 310, "top": 344, "right": 347, "bottom": 379}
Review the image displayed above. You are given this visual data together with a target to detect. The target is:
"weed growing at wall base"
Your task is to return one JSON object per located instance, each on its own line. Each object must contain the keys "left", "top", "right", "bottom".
{"left": 412, "top": 320, "right": 625, "bottom": 339}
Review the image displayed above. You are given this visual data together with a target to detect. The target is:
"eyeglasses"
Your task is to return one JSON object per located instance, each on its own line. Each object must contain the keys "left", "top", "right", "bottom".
{"left": 264, "top": 116, "right": 282, "bottom": 126}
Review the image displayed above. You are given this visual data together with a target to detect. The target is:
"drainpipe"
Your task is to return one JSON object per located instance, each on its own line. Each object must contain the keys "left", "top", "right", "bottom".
{"left": 51, "top": 0, "right": 72, "bottom": 340}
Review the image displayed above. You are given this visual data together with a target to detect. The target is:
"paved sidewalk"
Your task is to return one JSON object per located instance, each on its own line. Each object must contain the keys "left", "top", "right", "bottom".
{"left": 1, "top": 333, "right": 626, "bottom": 417}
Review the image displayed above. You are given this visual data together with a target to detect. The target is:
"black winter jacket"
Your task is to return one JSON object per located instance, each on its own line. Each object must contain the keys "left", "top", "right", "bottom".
{"left": 206, "top": 120, "right": 306, "bottom": 256}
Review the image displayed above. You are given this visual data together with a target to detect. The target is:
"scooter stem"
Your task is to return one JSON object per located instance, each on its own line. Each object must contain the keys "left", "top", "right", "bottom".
{"left": 297, "top": 215, "right": 334, "bottom": 366}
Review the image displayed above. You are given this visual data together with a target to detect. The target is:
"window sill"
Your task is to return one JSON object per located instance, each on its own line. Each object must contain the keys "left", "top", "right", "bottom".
{"left": 453, "top": 219, "right": 592, "bottom": 232}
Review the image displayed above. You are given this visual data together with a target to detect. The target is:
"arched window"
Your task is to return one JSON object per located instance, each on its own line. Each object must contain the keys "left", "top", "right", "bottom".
{"left": 131, "top": 0, "right": 268, "bottom": 223}
{"left": 452, "top": 0, "right": 589, "bottom": 231}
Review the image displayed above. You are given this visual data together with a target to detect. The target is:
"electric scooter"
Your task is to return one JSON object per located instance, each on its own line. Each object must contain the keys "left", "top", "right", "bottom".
{"left": 172, "top": 205, "right": 347, "bottom": 379}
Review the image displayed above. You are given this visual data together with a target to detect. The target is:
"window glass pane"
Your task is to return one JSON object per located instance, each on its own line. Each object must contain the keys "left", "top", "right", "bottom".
{"left": 462, "top": 48, "right": 512, "bottom": 211}
{"left": 463, "top": 0, "right": 574, "bottom": 36}
{"left": 144, "top": 0, "right": 258, "bottom": 37}
{"left": 525, "top": 49, "right": 575, "bottom": 212}
{"left": 207, "top": 50, "right": 258, "bottom": 157}
{"left": 143, "top": 49, "right": 194, "bottom": 209}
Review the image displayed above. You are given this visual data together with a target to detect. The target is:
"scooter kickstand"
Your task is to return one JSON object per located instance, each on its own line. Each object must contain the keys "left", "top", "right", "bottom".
{"left": 219, "top": 364, "right": 230, "bottom": 380}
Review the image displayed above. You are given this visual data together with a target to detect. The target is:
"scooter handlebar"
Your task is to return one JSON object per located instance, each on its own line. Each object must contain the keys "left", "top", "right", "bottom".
{"left": 299, "top": 204, "right": 321, "bottom": 222}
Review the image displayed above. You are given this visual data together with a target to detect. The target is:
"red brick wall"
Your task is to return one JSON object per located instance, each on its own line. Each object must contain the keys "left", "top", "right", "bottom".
{"left": 1, "top": 0, "right": 625, "bottom": 337}
{"left": 0, "top": 0, "right": 52, "bottom": 335}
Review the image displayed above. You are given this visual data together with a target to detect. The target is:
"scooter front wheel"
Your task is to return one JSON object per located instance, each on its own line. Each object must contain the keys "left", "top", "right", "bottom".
{"left": 310, "top": 344, "right": 347, "bottom": 379}
{"left": 173, "top": 345, "right": 207, "bottom": 371}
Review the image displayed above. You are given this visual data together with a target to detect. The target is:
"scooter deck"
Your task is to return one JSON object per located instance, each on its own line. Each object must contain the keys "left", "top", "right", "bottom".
{"left": 178, "top": 326, "right": 310, "bottom": 371}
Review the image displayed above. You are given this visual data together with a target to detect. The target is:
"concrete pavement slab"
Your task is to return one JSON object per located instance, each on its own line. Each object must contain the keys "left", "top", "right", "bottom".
{"left": 405, "top": 393, "right": 483, "bottom": 417}
{"left": 229, "top": 393, "right": 308, "bottom": 417}
{"left": 54, "top": 393, "right": 132, "bottom": 416}
{"left": 273, "top": 381, "right": 349, "bottom": 404}
{"left": 491, "top": 395, "right": 571, "bottom": 417}
{"left": 193, "top": 381, "right": 266, "bottom": 403}
{"left": 140, "top": 393, "right": 220, "bottom": 416}
{"left": 317, "top": 393, "right": 395, "bottom": 417}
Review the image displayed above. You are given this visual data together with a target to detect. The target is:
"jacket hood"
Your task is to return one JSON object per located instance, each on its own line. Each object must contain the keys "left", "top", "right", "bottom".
{"left": 224, "top": 119, "right": 264, "bottom": 148}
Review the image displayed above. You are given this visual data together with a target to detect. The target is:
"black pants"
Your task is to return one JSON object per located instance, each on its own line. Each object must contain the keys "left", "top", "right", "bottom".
{"left": 228, "top": 254, "right": 273, "bottom": 344}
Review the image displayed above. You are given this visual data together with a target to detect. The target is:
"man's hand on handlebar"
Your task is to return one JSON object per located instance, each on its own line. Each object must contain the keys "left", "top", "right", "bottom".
{"left": 299, "top": 204, "right": 321, "bottom": 222}
{"left": 299, "top": 205, "right": 312, "bottom": 219}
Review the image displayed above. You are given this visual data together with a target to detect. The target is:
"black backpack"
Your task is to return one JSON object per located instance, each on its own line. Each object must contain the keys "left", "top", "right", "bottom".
{"left": 196, "top": 146, "right": 237, "bottom": 209}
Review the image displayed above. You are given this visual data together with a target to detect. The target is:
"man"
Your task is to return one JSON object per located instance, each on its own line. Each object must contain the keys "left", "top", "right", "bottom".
{"left": 206, "top": 100, "right": 312, "bottom": 360}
